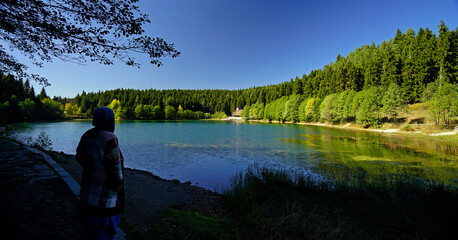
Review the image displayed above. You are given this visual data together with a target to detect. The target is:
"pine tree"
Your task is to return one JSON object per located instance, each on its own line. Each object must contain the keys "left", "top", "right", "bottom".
{"left": 364, "top": 43, "right": 382, "bottom": 88}
{"left": 346, "top": 61, "right": 363, "bottom": 91}
{"left": 30, "top": 86, "right": 35, "bottom": 100}
{"left": 400, "top": 28, "right": 417, "bottom": 103}
{"left": 335, "top": 59, "right": 348, "bottom": 93}
{"left": 24, "top": 79, "right": 31, "bottom": 99}
{"left": 381, "top": 41, "right": 401, "bottom": 88}
{"left": 437, "top": 21, "right": 455, "bottom": 83}
{"left": 317, "top": 66, "right": 333, "bottom": 98}
{"left": 292, "top": 76, "right": 303, "bottom": 95}
{"left": 38, "top": 87, "right": 48, "bottom": 100}
{"left": 393, "top": 29, "right": 404, "bottom": 45}
{"left": 417, "top": 27, "right": 438, "bottom": 85}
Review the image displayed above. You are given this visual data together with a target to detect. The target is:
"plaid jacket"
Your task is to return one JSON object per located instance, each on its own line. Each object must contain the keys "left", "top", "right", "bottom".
{"left": 76, "top": 128, "right": 125, "bottom": 216}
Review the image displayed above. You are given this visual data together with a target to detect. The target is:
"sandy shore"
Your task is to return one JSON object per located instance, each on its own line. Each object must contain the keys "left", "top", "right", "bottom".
{"left": 244, "top": 119, "right": 457, "bottom": 137}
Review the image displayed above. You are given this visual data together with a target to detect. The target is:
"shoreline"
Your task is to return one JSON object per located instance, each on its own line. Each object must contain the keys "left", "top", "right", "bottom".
{"left": 0, "top": 136, "right": 223, "bottom": 239}
{"left": 4, "top": 118, "right": 456, "bottom": 137}
{"left": 2, "top": 132, "right": 456, "bottom": 239}
{"left": 244, "top": 119, "right": 457, "bottom": 142}
{"left": 49, "top": 150, "right": 223, "bottom": 239}
{"left": 53, "top": 150, "right": 219, "bottom": 194}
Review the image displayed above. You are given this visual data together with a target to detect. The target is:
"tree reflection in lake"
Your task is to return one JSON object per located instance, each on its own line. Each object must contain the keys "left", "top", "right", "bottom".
{"left": 279, "top": 133, "right": 457, "bottom": 185}
{"left": 9, "top": 120, "right": 458, "bottom": 188}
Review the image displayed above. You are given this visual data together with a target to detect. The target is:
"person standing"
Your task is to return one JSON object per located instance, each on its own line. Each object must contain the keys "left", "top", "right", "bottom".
{"left": 76, "top": 107, "right": 125, "bottom": 240}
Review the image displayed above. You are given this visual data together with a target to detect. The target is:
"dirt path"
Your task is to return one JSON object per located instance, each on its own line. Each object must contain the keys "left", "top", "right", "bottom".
{"left": 50, "top": 151, "right": 222, "bottom": 238}
{"left": 0, "top": 140, "right": 82, "bottom": 239}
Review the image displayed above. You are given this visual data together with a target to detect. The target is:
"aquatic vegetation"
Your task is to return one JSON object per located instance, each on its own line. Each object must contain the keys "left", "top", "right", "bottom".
{"left": 279, "top": 132, "right": 458, "bottom": 186}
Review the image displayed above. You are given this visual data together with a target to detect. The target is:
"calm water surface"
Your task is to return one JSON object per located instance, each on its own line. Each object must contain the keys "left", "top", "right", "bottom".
{"left": 9, "top": 120, "right": 458, "bottom": 190}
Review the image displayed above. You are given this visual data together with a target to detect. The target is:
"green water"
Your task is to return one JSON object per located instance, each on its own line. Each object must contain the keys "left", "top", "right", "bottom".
{"left": 9, "top": 120, "right": 458, "bottom": 189}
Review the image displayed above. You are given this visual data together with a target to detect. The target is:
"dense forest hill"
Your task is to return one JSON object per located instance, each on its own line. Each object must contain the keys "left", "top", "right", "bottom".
{"left": 0, "top": 73, "right": 65, "bottom": 122}
{"left": 1, "top": 22, "right": 457, "bottom": 127}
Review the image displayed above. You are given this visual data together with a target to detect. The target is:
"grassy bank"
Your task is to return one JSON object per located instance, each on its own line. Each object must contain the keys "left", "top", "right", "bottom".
{"left": 220, "top": 167, "right": 457, "bottom": 240}
{"left": 144, "top": 167, "right": 457, "bottom": 240}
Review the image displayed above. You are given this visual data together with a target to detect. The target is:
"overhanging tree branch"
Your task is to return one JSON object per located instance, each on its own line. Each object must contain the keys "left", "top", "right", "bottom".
{"left": 0, "top": 0, "right": 180, "bottom": 85}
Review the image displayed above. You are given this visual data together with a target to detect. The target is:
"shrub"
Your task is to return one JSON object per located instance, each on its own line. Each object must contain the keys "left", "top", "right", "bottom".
{"left": 212, "top": 111, "right": 227, "bottom": 119}
{"left": 194, "top": 111, "right": 205, "bottom": 119}
{"left": 182, "top": 110, "right": 195, "bottom": 119}
{"left": 401, "top": 124, "right": 413, "bottom": 131}
{"left": 24, "top": 131, "right": 53, "bottom": 151}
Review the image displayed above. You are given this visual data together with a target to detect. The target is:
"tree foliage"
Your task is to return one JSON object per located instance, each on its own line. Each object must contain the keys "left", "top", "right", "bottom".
{"left": 41, "top": 97, "right": 64, "bottom": 120}
{"left": 320, "top": 94, "right": 338, "bottom": 123}
{"left": 356, "top": 87, "right": 383, "bottom": 126}
{"left": 0, "top": 72, "right": 65, "bottom": 122}
{"left": 428, "top": 83, "right": 458, "bottom": 128}
{"left": 241, "top": 105, "right": 250, "bottom": 119}
{"left": 164, "top": 105, "right": 176, "bottom": 119}
{"left": 0, "top": 0, "right": 180, "bottom": 85}
{"left": 2, "top": 22, "right": 456, "bottom": 127}
{"left": 285, "top": 94, "right": 301, "bottom": 122}
{"left": 381, "top": 83, "right": 404, "bottom": 118}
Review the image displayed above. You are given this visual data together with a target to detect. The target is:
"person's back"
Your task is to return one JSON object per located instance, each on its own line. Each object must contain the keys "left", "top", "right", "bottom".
{"left": 76, "top": 107, "right": 124, "bottom": 240}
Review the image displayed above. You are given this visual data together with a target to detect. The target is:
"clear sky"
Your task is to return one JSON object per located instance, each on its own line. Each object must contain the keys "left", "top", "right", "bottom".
{"left": 8, "top": 0, "right": 458, "bottom": 98}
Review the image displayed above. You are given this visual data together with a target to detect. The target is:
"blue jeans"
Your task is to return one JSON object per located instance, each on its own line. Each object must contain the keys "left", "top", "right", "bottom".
{"left": 79, "top": 213, "right": 121, "bottom": 240}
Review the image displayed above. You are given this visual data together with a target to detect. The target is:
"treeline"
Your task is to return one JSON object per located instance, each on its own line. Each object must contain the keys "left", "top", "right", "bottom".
{"left": 59, "top": 88, "right": 239, "bottom": 120}
{"left": 103, "top": 99, "right": 226, "bottom": 120}
{"left": 1, "top": 22, "right": 457, "bottom": 125}
{"left": 243, "top": 82, "right": 458, "bottom": 128}
{"left": 0, "top": 73, "right": 228, "bottom": 122}
{"left": 0, "top": 73, "right": 65, "bottom": 122}
{"left": 61, "top": 22, "right": 456, "bottom": 119}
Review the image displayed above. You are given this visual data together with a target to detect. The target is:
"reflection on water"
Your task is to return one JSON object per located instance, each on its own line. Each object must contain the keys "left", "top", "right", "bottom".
{"left": 285, "top": 133, "right": 458, "bottom": 185}
{"left": 8, "top": 120, "right": 458, "bottom": 189}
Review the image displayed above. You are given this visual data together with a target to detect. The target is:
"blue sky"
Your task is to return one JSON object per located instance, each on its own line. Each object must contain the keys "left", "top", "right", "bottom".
{"left": 8, "top": 0, "right": 458, "bottom": 98}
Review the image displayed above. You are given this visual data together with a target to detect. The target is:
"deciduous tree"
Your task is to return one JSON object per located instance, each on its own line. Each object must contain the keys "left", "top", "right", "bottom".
{"left": 0, "top": 0, "right": 180, "bottom": 85}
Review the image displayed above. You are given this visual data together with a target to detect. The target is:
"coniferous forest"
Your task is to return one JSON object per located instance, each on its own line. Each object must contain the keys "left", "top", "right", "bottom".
{"left": 1, "top": 22, "right": 457, "bottom": 127}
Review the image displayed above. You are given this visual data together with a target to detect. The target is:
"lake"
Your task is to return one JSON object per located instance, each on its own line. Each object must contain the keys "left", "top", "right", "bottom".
{"left": 8, "top": 120, "right": 458, "bottom": 190}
